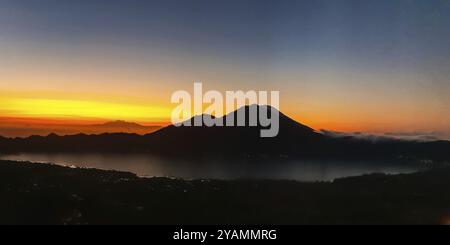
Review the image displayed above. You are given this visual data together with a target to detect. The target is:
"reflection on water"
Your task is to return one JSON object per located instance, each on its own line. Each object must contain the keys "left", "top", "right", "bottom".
{"left": 0, "top": 153, "right": 419, "bottom": 181}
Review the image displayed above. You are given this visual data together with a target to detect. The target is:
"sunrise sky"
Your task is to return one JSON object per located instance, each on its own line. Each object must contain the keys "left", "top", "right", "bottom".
{"left": 1, "top": 0, "right": 450, "bottom": 136}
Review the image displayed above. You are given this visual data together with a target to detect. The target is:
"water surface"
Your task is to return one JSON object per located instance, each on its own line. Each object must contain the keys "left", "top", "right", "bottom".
{"left": 0, "top": 153, "right": 419, "bottom": 181}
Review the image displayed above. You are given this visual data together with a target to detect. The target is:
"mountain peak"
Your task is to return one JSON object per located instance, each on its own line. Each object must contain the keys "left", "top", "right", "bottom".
{"left": 99, "top": 120, "right": 144, "bottom": 128}
{"left": 169, "top": 104, "right": 314, "bottom": 133}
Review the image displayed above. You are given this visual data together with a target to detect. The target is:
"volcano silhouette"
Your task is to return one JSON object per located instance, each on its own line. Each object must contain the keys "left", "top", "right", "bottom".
{"left": 148, "top": 104, "right": 324, "bottom": 156}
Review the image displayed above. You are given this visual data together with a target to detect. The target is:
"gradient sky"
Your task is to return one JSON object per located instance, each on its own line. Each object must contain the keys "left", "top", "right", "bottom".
{"left": 1, "top": 0, "right": 450, "bottom": 133}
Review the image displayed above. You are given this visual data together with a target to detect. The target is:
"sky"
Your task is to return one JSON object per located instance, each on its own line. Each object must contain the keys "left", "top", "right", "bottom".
{"left": 1, "top": 0, "right": 450, "bottom": 135}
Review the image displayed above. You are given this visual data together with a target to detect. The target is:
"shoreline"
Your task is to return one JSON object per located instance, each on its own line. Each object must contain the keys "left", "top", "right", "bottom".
{"left": 1, "top": 159, "right": 450, "bottom": 225}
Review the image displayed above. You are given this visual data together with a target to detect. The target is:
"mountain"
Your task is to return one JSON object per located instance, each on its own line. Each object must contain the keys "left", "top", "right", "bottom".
{"left": 90, "top": 120, "right": 161, "bottom": 135}
{"left": 0, "top": 105, "right": 449, "bottom": 161}
{"left": 95, "top": 120, "right": 148, "bottom": 129}
{"left": 147, "top": 105, "right": 325, "bottom": 156}
{"left": 0, "top": 119, "right": 162, "bottom": 138}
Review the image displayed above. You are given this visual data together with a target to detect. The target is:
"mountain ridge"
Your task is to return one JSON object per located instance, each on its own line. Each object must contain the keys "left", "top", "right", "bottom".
{"left": 0, "top": 105, "right": 449, "bottom": 162}
{"left": 0, "top": 120, "right": 162, "bottom": 139}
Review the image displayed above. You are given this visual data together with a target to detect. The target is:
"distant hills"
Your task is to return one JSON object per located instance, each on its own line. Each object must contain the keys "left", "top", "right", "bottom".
{"left": 0, "top": 119, "right": 161, "bottom": 138}
{"left": 0, "top": 105, "right": 449, "bottom": 162}
{"left": 95, "top": 120, "right": 148, "bottom": 129}
{"left": 89, "top": 120, "right": 161, "bottom": 134}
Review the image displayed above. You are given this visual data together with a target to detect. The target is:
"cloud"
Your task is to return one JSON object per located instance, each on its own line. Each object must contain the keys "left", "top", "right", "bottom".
{"left": 320, "top": 129, "right": 450, "bottom": 142}
{"left": 384, "top": 131, "right": 449, "bottom": 141}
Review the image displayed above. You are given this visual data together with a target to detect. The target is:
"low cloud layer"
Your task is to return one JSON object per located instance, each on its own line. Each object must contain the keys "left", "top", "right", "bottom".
{"left": 320, "top": 130, "right": 450, "bottom": 142}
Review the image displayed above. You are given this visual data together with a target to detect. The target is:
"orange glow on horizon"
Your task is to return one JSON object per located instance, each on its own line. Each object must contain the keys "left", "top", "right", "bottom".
{"left": 1, "top": 89, "right": 449, "bottom": 138}
{"left": 0, "top": 94, "right": 171, "bottom": 123}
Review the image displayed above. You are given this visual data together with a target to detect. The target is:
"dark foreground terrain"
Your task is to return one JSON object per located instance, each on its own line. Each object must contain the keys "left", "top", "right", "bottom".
{"left": 1, "top": 159, "right": 450, "bottom": 225}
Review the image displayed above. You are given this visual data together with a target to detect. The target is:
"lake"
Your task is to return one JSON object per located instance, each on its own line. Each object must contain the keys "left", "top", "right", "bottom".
{"left": 0, "top": 153, "right": 420, "bottom": 181}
